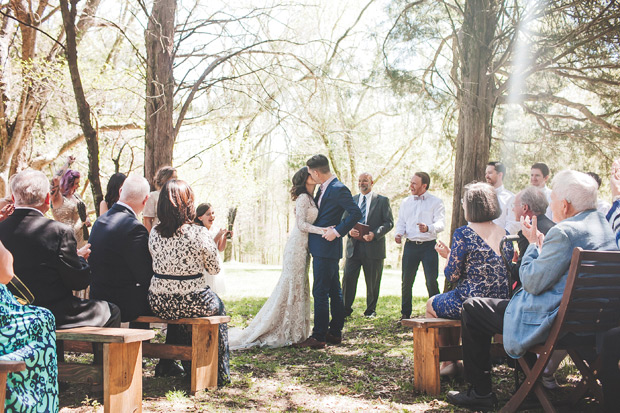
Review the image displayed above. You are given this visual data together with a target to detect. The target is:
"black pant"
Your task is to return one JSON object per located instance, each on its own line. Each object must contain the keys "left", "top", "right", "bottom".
{"left": 401, "top": 240, "right": 439, "bottom": 317}
{"left": 342, "top": 243, "right": 384, "bottom": 316}
{"left": 601, "top": 327, "right": 620, "bottom": 413}
{"left": 461, "top": 297, "right": 509, "bottom": 395}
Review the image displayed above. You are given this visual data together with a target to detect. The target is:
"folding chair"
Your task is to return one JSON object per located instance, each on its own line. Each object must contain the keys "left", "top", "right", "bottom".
{"left": 499, "top": 247, "right": 620, "bottom": 413}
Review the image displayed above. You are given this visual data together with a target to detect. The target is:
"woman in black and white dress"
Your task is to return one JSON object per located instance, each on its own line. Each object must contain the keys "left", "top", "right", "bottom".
{"left": 147, "top": 179, "right": 229, "bottom": 385}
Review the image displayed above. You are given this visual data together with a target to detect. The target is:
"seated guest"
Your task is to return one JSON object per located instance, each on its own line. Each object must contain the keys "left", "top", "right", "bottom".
{"left": 99, "top": 172, "right": 127, "bottom": 215}
{"left": 89, "top": 174, "right": 152, "bottom": 322}
{"left": 447, "top": 170, "right": 617, "bottom": 410}
{"left": 0, "top": 170, "right": 120, "bottom": 328}
{"left": 428, "top": 182, "right": 512, "bottom": 376}
{"left": 147, "top": 180, "right": 229, "bottom": 386}
{"left": 0, "top": 241, "right": 58, "bottom": 412}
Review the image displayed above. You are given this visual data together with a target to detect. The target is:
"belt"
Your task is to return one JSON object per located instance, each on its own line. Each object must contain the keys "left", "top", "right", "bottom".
{"left": 405, "top": 239, "right": 435, "bottom": 245}
{"left": 153, "top": 273, "right": 203, "bottom": 280}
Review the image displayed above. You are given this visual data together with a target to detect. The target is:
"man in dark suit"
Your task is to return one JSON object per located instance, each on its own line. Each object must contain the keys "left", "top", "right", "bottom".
{"left": 89, "top": 174, "right": 152, "bottom": 322}
{"left": 0, "top": 170, "right": 120, "bottom": 328}
{"left": 342, "top": 173, "right": 393, "bottom": 318}
{"left": 294, "top": 155, "right": 362, "bottom": 349}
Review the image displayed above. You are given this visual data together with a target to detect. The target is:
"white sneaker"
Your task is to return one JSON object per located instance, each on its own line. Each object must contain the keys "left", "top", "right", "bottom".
{"left": 541, "top": 374, "right": 560, "bottom": 390}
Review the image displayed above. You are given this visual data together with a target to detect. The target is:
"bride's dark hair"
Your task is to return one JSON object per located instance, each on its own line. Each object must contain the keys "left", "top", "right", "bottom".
{"left": 290, "top": 166, "right": 313, "bottom": 201}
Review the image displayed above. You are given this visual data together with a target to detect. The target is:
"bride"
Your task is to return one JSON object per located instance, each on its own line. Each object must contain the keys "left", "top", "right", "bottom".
{"left": 229, "top": 167, "right": 327, "bottom": 349}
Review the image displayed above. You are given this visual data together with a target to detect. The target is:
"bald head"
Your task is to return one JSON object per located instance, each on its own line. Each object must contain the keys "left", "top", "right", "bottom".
{"left": 119, "top": 174, "right": 150, "bottom": 215}
{"left": 358, "top": 173, "right": 373, "bottom": 195}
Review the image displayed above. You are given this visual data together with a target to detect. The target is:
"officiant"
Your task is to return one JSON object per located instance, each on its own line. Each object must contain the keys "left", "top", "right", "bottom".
{"left": 342, "top": 173, "right": 394, "bottom": 319}
{"left": 394, "top": 172, "right": 445, "bottom": 320}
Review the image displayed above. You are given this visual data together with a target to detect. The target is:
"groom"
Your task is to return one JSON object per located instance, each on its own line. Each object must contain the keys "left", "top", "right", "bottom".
{"left": 296, "top": 154, "right": 362, "bottom": 349}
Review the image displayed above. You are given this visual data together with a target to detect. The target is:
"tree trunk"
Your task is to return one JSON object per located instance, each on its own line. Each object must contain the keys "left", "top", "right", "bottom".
{"left": 449, "top": 0, "right": 499, "bottom": 238}
{"left": 144, "top": 0, "right": 176, "bottom": 187}
{"left": 60, "top": 0, "right": 103, "bottom": 214}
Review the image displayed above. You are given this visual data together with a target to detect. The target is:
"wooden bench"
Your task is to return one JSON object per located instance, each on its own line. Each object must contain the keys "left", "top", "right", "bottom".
{"left": 0, "top": 360, "right": 26, "bottom": 409}
{"left": 133, "top": 315, "right": 230, "bottom": 394}
{"left": 56, "top": 326, "right": 155, "bottom": 413}
{"left": 402, "top": 317, "right": 505, "bottom": 395}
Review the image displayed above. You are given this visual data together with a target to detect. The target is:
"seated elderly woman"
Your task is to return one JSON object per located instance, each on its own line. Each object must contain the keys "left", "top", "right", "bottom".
{"left": 0, "top": 241, "right": 58, "bottom": 411}
{"left": 426, "top": 182, "right": 513, "bottom": 376}
{"left": 147, "top": 179, "right": 229, "bottom": 385}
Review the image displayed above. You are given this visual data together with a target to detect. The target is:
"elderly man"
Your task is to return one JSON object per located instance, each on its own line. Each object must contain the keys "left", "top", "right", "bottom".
{"left": 447, "top": 170, "right": 617, "bottom": 410}
{"left": 0, "top": 170, "right": 120, "bottom": 328}
{"left": 89, "top": 173, "right": 152, "bottom": 322}
{"left": 342, "top": 173, "right": 393, "bottom": 318}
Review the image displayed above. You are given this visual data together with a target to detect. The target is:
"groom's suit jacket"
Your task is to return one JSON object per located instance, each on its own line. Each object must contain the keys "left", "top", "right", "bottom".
{"left": 308, "top": 178, "right": 362, "bottom": 260}
{"left": 344, "top": 193, "right": 393, "bottom": 260}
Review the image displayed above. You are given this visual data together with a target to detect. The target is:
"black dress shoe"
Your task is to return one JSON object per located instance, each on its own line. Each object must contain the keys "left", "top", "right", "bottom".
{"left": 325, "top": 332, "right": 342, "bottom": 345}
{"left": 364, "top": 311, "right": 376, "bottom": 318}
{"left": 446, "top": 387, "right": 497, "bottom": 411}
{"left": 155, "top": 360, "right": 185, "bottom": 377}
{"left": 293, "top": 337, "right": 326, "bottom": 349}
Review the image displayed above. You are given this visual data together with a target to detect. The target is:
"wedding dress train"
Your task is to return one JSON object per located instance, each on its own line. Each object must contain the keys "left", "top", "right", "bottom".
{"left": 229, "top": 193, "right": 322, "bottom": 349}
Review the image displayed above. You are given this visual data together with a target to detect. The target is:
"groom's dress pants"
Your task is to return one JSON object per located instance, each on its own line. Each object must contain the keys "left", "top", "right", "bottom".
{"left": 311, "top": 257, "right": 345, "bottom": 341}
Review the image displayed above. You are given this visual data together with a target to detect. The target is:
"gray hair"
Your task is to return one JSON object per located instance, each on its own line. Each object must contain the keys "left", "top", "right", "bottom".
{"left": 11, "top": 170, "right": 49, "bottom": 207}
{"left": 463, "top": 182, "right": 501, "bottom": 223}
{"left": 551, "top": 170, "right": 597, "bottom": 212}
{"left": 520, "top": 186, "right": 549, "bottom": 216}
{"left": 119, "top": 173, "right": 150, "bottom": 204}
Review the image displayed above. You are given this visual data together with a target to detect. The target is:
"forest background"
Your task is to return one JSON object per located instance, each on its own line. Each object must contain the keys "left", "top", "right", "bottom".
{"left": 1, "top": 0, "right": 619, "bottom": 268}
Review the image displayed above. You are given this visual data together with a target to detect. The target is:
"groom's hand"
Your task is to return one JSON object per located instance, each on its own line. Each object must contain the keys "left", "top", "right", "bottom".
{"left": 323, "top": 228, "right": 339, "bottom": 241}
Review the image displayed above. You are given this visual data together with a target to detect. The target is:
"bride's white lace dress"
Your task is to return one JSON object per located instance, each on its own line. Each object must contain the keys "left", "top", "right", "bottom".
{"left": 229, "top": 193, "right": 323, "bottom": 349}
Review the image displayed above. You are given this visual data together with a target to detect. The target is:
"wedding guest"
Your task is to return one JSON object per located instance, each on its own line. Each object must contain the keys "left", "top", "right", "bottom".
{"left": 530, "top": 162, "right": 553, "bottom": 219}
{"left": 485, "top": 161, "right": 519, "bottom": 234}
{"left": 194, "top": 203, "right": 229, "bottom": 295}
{"left": 99, "top": 172, "right": 127, "bottom": 215}
{"left": 148, "top": 180, "right": 229, "bottom": 385}
{"left": 0, "top": 196, "right": 14, "bottom": 222}
{"left": 446, "top": 170, "right": 617, "bottom": 410}
{"left": 143, "top": 166, "right": 177, "bottom": 232}
{"left": 0, "top": 241, "right": 59, "bottom": 412}
{"left": 395, "top": 172, "right": 445, "bottom": 315}
{"left": 587, "top": 172, "right": 611, "bottom": 216}
{"left": 50, "top": 156, "right": 91, "bottom": 248}
{"left": 89, "top": 174, "right": 152, "bottom": 322}
{"left": 0, "top": 170, "right": 121, "bottom": 329}
{"left": 428, "top": 182, "right": 512, "bottom": 376}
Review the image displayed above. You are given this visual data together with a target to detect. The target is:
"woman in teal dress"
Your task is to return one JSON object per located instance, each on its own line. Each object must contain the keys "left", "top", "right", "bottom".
{"left": 0, "top": 241, "right": 58, "bottom": 412}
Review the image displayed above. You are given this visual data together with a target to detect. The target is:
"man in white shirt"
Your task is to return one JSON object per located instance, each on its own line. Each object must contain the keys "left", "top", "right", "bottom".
{"left": 531, "top": 162, "right": 553, "bottom": 219}
{"left": 586, "top": 172, "right": 611, "bottom": 216}
{"left": 395, "top": 172, "right": 445, "bottom": 319}
{"left": 485, "top": 162, "right": 519, "bottom": 234}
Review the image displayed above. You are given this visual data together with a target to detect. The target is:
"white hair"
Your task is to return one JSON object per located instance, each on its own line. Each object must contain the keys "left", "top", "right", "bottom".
{"left": 551, "top": 170, "right": 597, "bottom": 213}
{"left": 119, "top": 173, "right": 150, "bottom": 204}
{"left": 11, "top": 170, "right": 49, "bottom": 207}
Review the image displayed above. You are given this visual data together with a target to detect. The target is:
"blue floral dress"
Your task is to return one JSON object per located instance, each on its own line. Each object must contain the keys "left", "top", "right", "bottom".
{"left": 0, "top": 283, "right": 58, "bottom": 412}
{"left": 432, "top": 226, "right": 512, "bottom": 319}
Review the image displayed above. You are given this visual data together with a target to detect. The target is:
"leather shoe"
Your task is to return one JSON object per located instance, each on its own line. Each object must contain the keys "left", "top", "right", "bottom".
{"left": 364, "top": 311, "right": 376, "bottom": 318}
{"left": 293, "top": 337, "right": 325, "bottom": 349}
{"left": 325, "top": 332, "right": 342, "bottom": 345}
{"left": 155, "top": 360, "right": 185, "bottom": 377}
{"left": 446, "top": 387, "right": 497, "bottom": 411}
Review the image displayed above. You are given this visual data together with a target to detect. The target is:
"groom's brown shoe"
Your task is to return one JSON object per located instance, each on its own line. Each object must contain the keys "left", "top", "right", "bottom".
{"left": 293, "top": 337, "right": 325, "bottom": 349}
{"left": 325, "top": 332, "right": 342, "bottom": 345}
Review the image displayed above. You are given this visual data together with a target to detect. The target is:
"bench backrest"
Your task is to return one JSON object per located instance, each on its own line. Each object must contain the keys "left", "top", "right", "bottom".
{"left": 551, "top": 248, "right": 620, "bottom": 341}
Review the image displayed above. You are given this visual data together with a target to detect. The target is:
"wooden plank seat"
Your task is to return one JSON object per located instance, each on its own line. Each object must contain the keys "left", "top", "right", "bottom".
{"left": 56, "top": 326, "right": 155, "bottom": 413}
{"left": 1, "top": 360, "right": 26, "bottom": 409}
{"left": 402, "top": 317, "right": 505, "bottom": 395}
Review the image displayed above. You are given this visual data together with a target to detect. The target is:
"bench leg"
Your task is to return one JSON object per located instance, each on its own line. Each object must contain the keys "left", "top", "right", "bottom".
{"left": 191, "top": 324, "right": 219, "bottom": 394}
{"left": 103, "top": 341, "right": 143, "bottom": 413}
{"left": 0, "top": 372, "right": 7, "bottom": 410}
{"left": 413, "top": 327, "right": 441, "bottom": 395}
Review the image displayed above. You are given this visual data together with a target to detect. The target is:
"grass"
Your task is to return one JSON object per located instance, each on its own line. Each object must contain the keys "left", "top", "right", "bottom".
{"left": 58, "top": 263, "right": 602, "bottom": 412}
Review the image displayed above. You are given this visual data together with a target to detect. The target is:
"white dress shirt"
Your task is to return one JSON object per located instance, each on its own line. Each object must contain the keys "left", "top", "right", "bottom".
{"left": 395, "top": 192, "right": 445, "bottom": 242}
{"left": 115, "top": 201, "right": 137, "bottom": 217}
{"left": 358, "top": 191, "right": 373, "bottom": 224}
{"left": 317, "top": 174, "right": 336, "bottom": 208}
{"left": 493, "top": 185, "right": 519, "bottom": 235}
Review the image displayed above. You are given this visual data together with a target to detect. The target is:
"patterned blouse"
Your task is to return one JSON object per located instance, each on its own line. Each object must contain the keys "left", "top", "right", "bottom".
{"left": 148, "top": 224, "right": 220, "bottom": 296}
{"left": 432, "top": 225, "right": 512, "bottom": 319}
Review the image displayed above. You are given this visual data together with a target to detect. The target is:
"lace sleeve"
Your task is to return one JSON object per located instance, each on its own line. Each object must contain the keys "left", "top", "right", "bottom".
{"left": 198, "top": 227, "right": 221, "bottom": 275}
{"left": 295, "top": 195, "right": 323, "bottom": 235}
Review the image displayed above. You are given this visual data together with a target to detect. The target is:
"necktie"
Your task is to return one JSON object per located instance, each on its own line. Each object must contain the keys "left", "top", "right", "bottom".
{"left": 360, "top": 195, "right": 367, "bottom": 223}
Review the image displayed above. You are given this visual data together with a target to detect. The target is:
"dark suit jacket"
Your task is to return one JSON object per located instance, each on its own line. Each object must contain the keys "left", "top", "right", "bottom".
{"left": 308, "top": 178, "right": 362, "bottom": 259}
{"left": 510, "top": 213, "right": 556, "bottom": 286}
{"left": 344, "top": 193, "right": 394, "bottom": 260}
{"left": 89, "top": 203, "right": 153, "bottom": 321}
{"left": 0, "top": 208, "right": 91, "bottom": 326}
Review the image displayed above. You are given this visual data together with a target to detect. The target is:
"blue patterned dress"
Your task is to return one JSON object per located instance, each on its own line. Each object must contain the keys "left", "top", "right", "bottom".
{"left": 0, "top": 283, "right": 58, "bottom": 412}
{"left": 432, "top": 226, "right": 512, "bottom": 319}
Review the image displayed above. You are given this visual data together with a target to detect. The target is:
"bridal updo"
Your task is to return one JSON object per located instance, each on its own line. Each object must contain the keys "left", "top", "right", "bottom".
{"left": 290, "top": 166, "right": 312, "bottom": 201}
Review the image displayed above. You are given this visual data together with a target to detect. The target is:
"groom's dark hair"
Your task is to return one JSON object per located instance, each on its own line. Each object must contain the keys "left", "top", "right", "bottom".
{"left": 306, "top": 154, "right": 330, "bottom": 174}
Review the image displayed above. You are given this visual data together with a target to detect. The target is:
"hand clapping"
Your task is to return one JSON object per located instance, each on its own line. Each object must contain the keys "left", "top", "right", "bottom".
{"left": 521, "top": 215, "right": 544, "bottom": 248}
{"left": 435, "top": 240, "right": 450, "bottom": 259}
